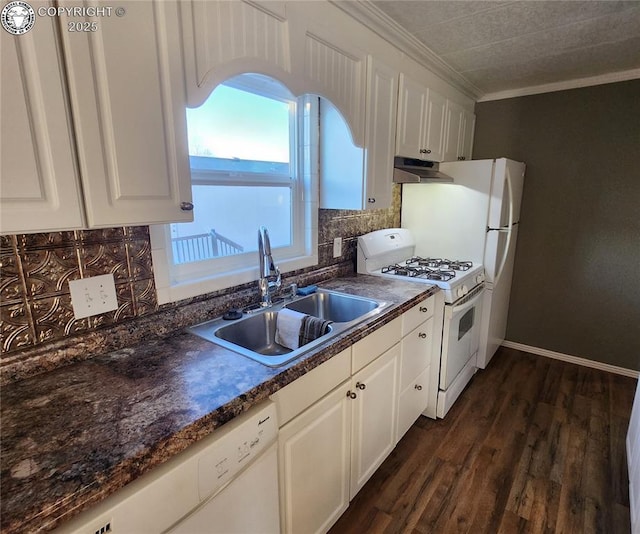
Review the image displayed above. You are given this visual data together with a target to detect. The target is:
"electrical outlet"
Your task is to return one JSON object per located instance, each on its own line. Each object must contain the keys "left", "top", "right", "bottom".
{"left": 69, "top": 274, "right": 118, "bottom": 319}
{"left": 333, "top": 237, "right": 343, "bottom": 258}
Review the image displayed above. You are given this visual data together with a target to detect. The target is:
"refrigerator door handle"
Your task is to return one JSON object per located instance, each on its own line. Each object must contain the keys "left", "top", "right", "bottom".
{"left": 493, "top": 168, "right": 515, "bottom": 285}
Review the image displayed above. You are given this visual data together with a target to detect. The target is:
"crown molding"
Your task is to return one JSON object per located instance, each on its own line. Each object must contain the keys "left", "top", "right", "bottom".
{"left": 478, "top": 68, "right": 640, "bottom": 102}
{"left": 329, "top": 0, "right": 483, "bottom": 101}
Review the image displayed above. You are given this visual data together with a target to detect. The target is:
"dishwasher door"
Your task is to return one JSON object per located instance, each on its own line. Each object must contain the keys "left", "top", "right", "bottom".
{"left": 168, "top": 442, "right": 280, "bottom": 534}
{"left": 55, "top": 401, "right": 279, "bottom": 534}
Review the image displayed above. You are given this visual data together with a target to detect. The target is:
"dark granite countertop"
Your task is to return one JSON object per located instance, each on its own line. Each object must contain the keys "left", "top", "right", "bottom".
{"left": 0, "top": 275, "right": 437, "bottom": 533}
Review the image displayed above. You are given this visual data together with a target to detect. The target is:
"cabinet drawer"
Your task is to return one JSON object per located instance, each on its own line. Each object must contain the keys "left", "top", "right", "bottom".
{"left": 271, "top": 348, "right": 351, "bottom": 427}
{"left": 402, "top": 295, "right": 436, "bottom": 336}
{"left": 400, "top": 317, "right": 434, "bottom": 390}
{"left": 397, "top": 367, "right": 430, "bottom": 442}
{"left": 352, "top": 317, "right": 402, "bottom": 373}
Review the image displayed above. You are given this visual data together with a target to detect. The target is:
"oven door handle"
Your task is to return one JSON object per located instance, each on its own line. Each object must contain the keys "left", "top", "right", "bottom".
{"left": 447, "top": 287, "right": 485, "bottom": 318}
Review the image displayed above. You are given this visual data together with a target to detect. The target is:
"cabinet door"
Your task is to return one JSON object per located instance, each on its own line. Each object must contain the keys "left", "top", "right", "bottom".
{"left": 443, "top": 100, "right": 464, "bottom": 162}
{"left": 400, "top": 318, "right": 434, "bottom": 389}
{"left": 279, "top": 382, "right": 351, "bottom": 534}
{"left": 396, "top": 74, "right": 427, "bottom": 159}
{"left": 0, "top": 5, "right": 84, "bottom": 234}
{"left": 423, "top": 89, "right": 447, "bottom": 162}
{"left": 397, "top": 367, "right": 430, "bottom": 442}
{"left": 459, "top": 110, "right": 476, "bottom": 161}
{"left": 363, "top": 56, "right": 398, "bottom": 210}
{"left": 60, "top": 0, "right": 193, "bottom": 228}
{"left": 350, "top": 343, "right": 400, "bottom": 498}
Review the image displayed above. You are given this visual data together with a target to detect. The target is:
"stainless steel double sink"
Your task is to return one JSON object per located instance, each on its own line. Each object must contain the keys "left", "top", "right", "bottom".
{"left": 187, "top": 289, "right": 389, "bottom": 367}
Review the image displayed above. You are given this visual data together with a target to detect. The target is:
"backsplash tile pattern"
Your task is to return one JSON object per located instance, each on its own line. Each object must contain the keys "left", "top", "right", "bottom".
{"left": 0, "top": 185, "right": 401, "bottom": 376}
{"left": 1, "top": 227, "right": 157, "bottom": 355}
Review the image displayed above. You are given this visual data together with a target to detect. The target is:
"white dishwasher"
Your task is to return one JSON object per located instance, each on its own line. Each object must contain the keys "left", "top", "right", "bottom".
{"left": 56, "top": 400, "right": 280, "bottom": 534}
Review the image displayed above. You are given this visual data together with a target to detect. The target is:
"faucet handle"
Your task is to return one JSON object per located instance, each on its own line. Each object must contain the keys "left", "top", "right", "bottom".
{"left": 288, "top": 283, "right": 298, "bottom": 299}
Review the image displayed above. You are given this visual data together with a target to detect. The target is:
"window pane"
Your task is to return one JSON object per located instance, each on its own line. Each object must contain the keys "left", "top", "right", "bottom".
{"left": 186, "top": 84, "right": 291, "bottom": 165}
{"left": 170, "top": 185, "right": 292, "bottom": 264}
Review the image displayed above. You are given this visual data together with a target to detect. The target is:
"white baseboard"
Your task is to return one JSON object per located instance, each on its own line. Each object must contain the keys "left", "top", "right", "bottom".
{"left": 501, "top": 340, "right": 639, "bottom": 379}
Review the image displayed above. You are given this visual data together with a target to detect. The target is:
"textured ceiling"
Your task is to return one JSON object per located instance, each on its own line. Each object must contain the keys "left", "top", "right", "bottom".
{"left": 370, "top": 0, "right": 640, "bottom": 97}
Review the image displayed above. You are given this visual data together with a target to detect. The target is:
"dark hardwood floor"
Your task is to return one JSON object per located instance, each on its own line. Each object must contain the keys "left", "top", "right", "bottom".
{"left": 329, "top": 347, "right": 637, "bottom": 534}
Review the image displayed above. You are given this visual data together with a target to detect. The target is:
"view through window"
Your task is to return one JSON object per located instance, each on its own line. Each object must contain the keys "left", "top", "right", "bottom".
{"left": 171, "top": 74, "right": 297, "bottom": 265}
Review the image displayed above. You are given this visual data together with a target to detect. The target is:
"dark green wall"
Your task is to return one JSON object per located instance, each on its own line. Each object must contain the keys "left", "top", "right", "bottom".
{"left": 474, "top": 80, "right": 640, "bottom": 371}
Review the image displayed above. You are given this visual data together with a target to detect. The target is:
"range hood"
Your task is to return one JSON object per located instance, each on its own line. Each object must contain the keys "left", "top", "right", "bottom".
{"left": 393, "top": 156, "right": 454, "bottom": 183}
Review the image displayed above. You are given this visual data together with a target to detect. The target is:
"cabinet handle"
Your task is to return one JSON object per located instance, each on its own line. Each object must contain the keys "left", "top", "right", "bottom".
{"left": 347, "top": 391, "right": 357, "bottom": 399}
{"left": 458, "top": 156, "right": 466, "bottom": 161}
{"left": 419, "top": 148, "right": 431, "bottom": 154}
{"left": 418, "top": 332, "right": 427, "bottom": 339}
{"left": 419, "top": 306, "right": 429, "bottom": 313}
{"left": 426, "top": 149, "right": 432, "bottom": 154}
{"left": 415, "top": 384, "right": 423, "bottom": 391}
{"left": 180, "top": 202, "right": 194, "bottom": 211}
{"left": 367, "top": 198, "right": 376, "bottom": 204}
{"left": 356, "top": 382, "right": 366, "bottom": 390}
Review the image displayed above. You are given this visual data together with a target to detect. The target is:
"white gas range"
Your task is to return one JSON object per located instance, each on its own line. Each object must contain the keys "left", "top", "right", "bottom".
{"left": 357, "top": 228, "right": 485, "bottom": 418}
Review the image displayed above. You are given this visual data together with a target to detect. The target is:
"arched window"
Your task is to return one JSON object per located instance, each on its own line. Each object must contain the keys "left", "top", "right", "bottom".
{"left": 151, "top": 74, "right": 318, "bottom": 303}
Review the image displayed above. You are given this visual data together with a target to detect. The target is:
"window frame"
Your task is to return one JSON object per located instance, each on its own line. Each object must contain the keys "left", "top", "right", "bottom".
{"left": 150, "top": 79, "right": 318, "bottom": 305}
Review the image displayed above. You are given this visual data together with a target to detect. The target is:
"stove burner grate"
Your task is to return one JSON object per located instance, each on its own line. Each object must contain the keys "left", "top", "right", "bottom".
{"left": 405, "top": 256, "right": 472, "bottom": 271}
{"left": 382, "top": 263, "right": 457, "bottom": 281}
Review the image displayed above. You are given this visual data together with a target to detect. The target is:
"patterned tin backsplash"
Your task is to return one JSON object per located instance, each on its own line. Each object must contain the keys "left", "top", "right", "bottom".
{"left": 0, "top": 227, "right": 157, "bottom": 355}
{"left": 0, "top": 185, "right": 400, "bottom": 359}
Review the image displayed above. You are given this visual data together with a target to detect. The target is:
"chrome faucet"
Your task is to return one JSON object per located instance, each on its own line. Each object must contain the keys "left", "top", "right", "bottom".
{"left": 258, "top": 226, "right": 281, "bottom": 307}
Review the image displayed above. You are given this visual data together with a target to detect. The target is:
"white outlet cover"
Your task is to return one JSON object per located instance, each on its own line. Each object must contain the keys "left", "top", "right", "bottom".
{"left": 69, "top": 274, "right": 119, "bottom": 319}
{"left": 333, "top": 237, "right": 343, "bottom": 258}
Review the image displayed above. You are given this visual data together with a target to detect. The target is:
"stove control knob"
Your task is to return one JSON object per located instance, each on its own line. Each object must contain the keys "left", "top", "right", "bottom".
{"left": 476, "top": 273, "right": 485, "bottom": 284}
{"left": 456, "top": 287, "right": 464, "bottom": 298}
{"left": 462, "top": 285, "right": 469, "bottom": 295}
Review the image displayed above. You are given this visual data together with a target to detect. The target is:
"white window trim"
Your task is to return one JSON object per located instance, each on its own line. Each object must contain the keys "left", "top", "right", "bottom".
{"left": 150, "top": 93, "right": 319, "bottom": 305}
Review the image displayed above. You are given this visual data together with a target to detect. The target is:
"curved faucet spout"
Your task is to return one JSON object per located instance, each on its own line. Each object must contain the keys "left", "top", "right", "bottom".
{"left": 258, "top": 226, "right": 281, "bottom": 307}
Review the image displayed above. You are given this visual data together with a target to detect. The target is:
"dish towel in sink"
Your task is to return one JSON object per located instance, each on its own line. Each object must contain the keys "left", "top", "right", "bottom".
{"left": 299, "top": 315, "right": 332, "bottom": 347}
{"left": 275, "top": 309, "right": 332, "bottom": 350}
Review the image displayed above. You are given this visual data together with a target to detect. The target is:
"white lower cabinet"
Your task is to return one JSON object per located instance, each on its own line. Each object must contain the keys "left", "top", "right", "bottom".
{"left": 397, "top": 366, "right": 431, "bottom": 441}
{"left": 277, "top": 345, "right": 400, "bottom": 534}
{"left": 349, "top": 343, "right": 400, "bottom": 497}
{"left": 278, "top": 381, "right": 352, "bottom": 534}
{"left": 274, "top": 295, "right": 443, "bottom": 533}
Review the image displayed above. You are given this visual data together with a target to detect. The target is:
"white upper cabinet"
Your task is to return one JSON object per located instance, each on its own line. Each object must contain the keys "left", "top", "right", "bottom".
{"left": 2, "top": 0, "right": 193, "bottom": 234}
{"left": 319, "top": 56, "right": 398, "bottom": 210}
{"left": 444, "top": 99, "right": 475, "bottom": 162}
{"left": 298, "top": 26, "right": 366, "bottom": 147}
{"left": 362, "top": 57, "right": 398, "bottom": 209}
{"left": 425, "top": 90, "right": 447, "bottom": 162}
{"left": 179, "top": 1, "right": 291, "bottom": 107}
{"left": 460, "top": 110, "right": 476, "bottom": 161}
{"left": 0, "top": 6, "right": 84, "bottom": 234}
{"left": 60, "top": 0, "right": 192, "bottom": 228}
{"left": 180, "top": 0, "right": 367, "bottom": 147}
{"left": 395, "top": 74, "right": 446, "bottom": 162}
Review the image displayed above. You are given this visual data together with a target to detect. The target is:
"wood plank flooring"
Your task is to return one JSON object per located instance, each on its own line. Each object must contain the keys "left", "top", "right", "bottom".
{"left": 329, "top": 347, "right": 637, "bottom": 534}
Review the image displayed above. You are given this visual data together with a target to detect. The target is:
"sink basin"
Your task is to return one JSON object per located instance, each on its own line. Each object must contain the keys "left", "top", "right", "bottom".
{"left": 187, "top": 309, "right": 334, "bottom": 367}
{"left": 285, "top": 290, "right": 380, "bottom": 323}
{"left": 187, "top": 289, "right": 389, "bottom": 367}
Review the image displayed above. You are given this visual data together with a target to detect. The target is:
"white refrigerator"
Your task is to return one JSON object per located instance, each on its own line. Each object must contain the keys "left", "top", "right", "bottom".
{"left": 401, "top": 158, "right": 525, "bottom": 369}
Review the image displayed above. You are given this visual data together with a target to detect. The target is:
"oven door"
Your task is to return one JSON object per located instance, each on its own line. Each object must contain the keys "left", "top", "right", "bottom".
{"left": 440, "top": 285, "right": 484, "bottom": 390}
